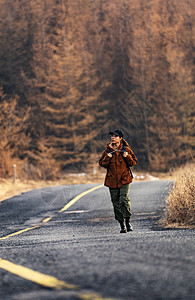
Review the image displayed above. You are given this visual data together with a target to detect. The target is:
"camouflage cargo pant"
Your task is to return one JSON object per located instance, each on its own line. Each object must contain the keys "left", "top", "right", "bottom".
{"left": 109, "top": 184, "right": 132, "bottom": 223}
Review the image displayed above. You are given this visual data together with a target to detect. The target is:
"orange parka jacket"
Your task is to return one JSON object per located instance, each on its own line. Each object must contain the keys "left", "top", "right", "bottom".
{"left": 99, "top": 139, "right": 137, "bottom": 188}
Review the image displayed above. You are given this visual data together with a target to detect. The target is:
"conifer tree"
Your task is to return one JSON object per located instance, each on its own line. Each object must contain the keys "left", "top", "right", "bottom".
{"left": 0, "top": 88, "right": 29, "bottom": 177}
{"left": 0, "top": 0, "right": 194, "bottom": 173}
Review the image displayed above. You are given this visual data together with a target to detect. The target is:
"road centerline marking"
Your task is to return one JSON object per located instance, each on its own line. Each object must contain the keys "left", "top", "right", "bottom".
{"left": 0, "top": 185, "right": 115, "bottom": 299}
{"left": 0, "top": 226, "right": 40, "bottom": 240}
{"left": 0, "top": 258, "right": 114, "bottom": 299}
{"left": 0, "top": 185, "right": 104, "bottom": 240}
{"left": 42, "top": 217, "right": 52, "bottom": 223}
{"left": 59, "top": 185, "right": 104, "bottom": 213}
{"left": 0, "top": 258, "right": 79, "bottom": 290}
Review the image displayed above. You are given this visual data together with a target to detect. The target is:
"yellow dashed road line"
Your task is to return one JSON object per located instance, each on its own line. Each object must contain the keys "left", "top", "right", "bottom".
{"left": 0, "top": 185, "right": 112, "bottom": 299}
{"left": 0, "top": 258, "right": 114, "bottom": 299}
{"left": 78, "top": 292, "right": 114, "bottom": 300}
{"left": 0, "top": 258, "right": 79, "bottom": 290}
{"left": 59, "top": 185, "right": 104, "bottom": 213}
{"left": 0, "top": 185, "right": 103, "bottom": 240}
{"left": 42, "top": 217, "right": 52, "bottom": 223}
{"left": 0, "top": 226, "right": 40, "bottom": 241}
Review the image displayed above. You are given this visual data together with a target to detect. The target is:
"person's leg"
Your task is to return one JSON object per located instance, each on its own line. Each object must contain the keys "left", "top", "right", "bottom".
{"left": 119, "top": 184, "right": 131, "bottom": 217}
{"left": 109, "top": 188, "right": 127, "bottom": 233}
{"left": 125, "top": 217, "right": 133, "bottom": 231}
{"left": 119, "top": 184, "right": 133, "bottom": 231}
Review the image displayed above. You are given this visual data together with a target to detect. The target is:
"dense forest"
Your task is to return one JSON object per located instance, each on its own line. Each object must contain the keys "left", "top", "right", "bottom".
{"left": 0, "top": 0, "right": 194, "bottom": 178}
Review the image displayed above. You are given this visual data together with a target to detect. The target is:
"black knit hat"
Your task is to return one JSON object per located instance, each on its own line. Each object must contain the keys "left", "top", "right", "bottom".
{"left": 109, "top": 129, "right": 123, "bottom": 138}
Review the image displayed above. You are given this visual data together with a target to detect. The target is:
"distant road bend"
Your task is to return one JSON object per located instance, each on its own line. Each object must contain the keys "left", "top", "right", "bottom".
{"left": 0, "top": 180, "right": 194, "bottom": 300}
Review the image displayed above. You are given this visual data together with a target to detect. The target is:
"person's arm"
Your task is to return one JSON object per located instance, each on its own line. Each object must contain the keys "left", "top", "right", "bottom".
{"left": 99, "top": 150, "right": 112, "bottom": 169}
{"left": 123, "top": 148, "right": 137, "bottom": 166}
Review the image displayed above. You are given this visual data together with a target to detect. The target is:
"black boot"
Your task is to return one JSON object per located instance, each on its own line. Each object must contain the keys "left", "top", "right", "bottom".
{"left": 125, "top": 217, "right": 133, "bottom": 232}
{"left": 120, "top": 222, "right": 127, "bottom": 233}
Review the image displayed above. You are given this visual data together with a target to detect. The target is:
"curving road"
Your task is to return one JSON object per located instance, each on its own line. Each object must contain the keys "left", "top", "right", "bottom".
{"left": 0, "top": 181, "right": 194, "bottom": 300}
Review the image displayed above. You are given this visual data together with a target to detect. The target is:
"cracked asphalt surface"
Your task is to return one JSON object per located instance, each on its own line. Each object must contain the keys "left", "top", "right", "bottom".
{"left": 0, "top": 180, "right": 194, "bottom": 300}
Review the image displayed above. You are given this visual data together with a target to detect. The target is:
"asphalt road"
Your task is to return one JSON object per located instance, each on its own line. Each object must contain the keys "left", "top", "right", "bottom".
{"left": 0, "top": 181, "right": 194, "bottom": 300}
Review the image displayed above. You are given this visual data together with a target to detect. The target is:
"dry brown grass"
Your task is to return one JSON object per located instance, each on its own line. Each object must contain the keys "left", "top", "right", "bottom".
{"left": 0, "top": 178, "right": 46, "bottom": 202}
{"left": 162, "top": 163, "right": 195, "bottom": 229}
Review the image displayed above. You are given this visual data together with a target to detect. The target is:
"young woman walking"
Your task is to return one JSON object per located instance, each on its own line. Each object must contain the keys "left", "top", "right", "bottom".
{"left": 99, "top": 129, "right": 137, "bottom": 233}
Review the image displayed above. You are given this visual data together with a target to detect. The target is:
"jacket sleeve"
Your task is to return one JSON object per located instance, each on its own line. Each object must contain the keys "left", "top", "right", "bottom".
{"left": 124, "top": 147, "right": 138, "bottom": 167}
{"left": 99, "top": 149, "right": 112, "bottom": 169}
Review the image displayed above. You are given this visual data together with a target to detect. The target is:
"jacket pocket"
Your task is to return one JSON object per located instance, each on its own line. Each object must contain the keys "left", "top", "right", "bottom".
{"left": 121, "top": 172, "right": 131, "bottom": 185}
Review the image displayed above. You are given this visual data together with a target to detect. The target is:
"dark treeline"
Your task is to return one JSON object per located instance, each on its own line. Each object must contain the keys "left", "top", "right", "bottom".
{"left": 0, "top": 0, "right": 194, "bottom": 178}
